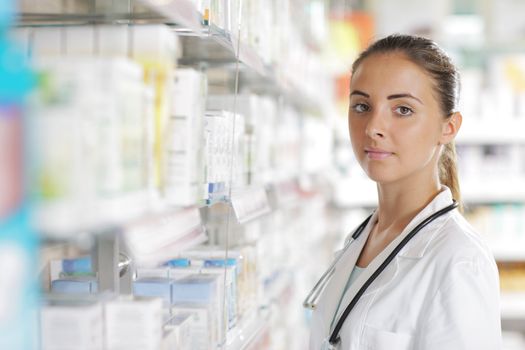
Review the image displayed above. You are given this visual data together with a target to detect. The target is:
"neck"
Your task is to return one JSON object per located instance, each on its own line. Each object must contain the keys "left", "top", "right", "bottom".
{"left": 375, "top": 174, "right": 442, "bottom": 233}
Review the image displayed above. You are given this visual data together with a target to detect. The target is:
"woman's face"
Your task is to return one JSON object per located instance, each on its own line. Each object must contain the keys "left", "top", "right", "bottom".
{"left": 348, "top": 52, "right": 447, "bottom": 185}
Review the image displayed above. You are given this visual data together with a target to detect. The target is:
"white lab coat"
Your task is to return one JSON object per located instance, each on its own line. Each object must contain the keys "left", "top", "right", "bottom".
{"left": 309, "top": 187, "right": 502, "bottom": 350}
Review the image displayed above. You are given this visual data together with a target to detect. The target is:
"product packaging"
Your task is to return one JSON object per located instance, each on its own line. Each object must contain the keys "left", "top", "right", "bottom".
{"left": 104, "top": 296, "right": 163, "bottom": 350}
{"left": 165, "top": 68, "right": 207, "bottom": 206}
{"left": 40, "top": 301, "right": 104, "bottom": 350}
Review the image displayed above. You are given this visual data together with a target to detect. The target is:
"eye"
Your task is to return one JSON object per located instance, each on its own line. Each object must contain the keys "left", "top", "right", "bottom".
{"left": 395, "top": 106, "right": 414, "bottom": 116}
{"left": 351, "top": 103, "right": 370, "bottom": 113}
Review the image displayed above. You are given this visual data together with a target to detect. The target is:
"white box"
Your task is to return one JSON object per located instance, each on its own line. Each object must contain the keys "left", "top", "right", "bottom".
{"left": 40, "top": 302, "right": 103, "bottom": 350}
{"left": 65, "top": 26, "right": 95, "bottom": 56}
{"left": 32, "top": 27, "right": 63, "bottom": 57}
{"left": 164, "top": 313, "right": 192, "bottom": 350}
{"left": 97, "top": 25, "right": 129, "bottom": 57}
{"left": 104, "top": 296, "right": 163, "bottom": 350}
{"left": 131, "top": 24, "right": 180, "bottom": 63}
{"left": 164, "top": 69, "right": 207, "bottom": 206}
{"left": 172, "top": 68, "right": 207, "bottom": 118}
{"left": 172, "top": 304, "right": 212, "bottom": 350}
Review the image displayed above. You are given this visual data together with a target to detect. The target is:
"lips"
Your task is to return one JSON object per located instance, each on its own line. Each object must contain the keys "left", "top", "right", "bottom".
{"left": 364, "top": 147, "right": 393, "bottom": 160}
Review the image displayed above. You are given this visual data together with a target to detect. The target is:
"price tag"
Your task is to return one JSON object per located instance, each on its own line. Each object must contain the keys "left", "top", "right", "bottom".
{"left": 231, "top": 187, "right": 271, "bottom": 224}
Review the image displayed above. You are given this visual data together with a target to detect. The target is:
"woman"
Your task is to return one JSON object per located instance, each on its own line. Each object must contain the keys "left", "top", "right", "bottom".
{"left": 308, "top": 35, "right": 502, "bottom": 349}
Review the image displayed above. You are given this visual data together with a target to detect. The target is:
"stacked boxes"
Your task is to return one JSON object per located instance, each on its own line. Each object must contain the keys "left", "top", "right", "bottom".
{"left": 34, "top": 57, "right": 148, "bottom": 234}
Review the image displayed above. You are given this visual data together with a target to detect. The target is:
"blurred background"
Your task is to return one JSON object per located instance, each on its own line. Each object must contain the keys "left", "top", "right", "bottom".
{"left": 0, "top": 0, "right": 524, "bottom": 349}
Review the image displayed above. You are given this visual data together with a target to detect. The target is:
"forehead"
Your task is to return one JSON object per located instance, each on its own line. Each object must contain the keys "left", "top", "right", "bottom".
{"left": 351, "top": 52, "right": 436, "bottom": 99}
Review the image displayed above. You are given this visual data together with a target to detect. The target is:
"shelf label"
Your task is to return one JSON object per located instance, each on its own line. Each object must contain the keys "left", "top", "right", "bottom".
{"left": 139, "top": 0, "right": 203, "bottom": 35}
{"left": 124, "top": 208, "right": 205, "bottom": 266}
{"left": 231, "top": 187, "right": 271, "bottom": 224}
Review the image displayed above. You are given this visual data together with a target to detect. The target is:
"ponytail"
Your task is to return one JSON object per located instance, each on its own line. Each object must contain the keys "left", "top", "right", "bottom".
{"left": 439, "top": 142, "right": 462, "bottom": 211}
{"left": 353, "top": 35, "right": 463, "bottom": 210}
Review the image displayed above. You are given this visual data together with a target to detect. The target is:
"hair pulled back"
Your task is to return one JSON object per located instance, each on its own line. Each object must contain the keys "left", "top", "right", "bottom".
{"left": 352, "top": 34, "right": 462, "bottom": 205}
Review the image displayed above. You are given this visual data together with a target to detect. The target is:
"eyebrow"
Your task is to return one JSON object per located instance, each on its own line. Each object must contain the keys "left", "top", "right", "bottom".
{"left": 387, "top": 93, "right": 423, "bottom": 105}
{"left": 350, "top": 90, "right": 424, "bottom": 105}
{"left": 350, "top": 90, "right": 369, "bottom": 98}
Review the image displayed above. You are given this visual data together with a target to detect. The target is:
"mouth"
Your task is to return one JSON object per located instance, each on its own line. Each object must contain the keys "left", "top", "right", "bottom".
{"left": 364, "top": 148, "right": 393, "bottom": 160}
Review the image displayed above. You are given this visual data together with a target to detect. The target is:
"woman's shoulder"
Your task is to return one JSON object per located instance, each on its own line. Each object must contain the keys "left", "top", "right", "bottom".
{"left": 429, "top": 211, "right": 497, "bottom": 268}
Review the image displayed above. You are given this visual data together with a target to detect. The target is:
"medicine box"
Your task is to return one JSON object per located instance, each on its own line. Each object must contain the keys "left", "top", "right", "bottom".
{"left": 172, "top": 303, "right": 213, "bottom": 350}
{"left": 51, "top": 277, "right": 98, "bottom": 294}
{"left": 41, "top": 301, "right": 103, "bottom": 350}
{"left": 104, "top": 296, "right": 163, "bottom": 350}
{"left": 133, "top": 277, "right": 173, "bottom": 306}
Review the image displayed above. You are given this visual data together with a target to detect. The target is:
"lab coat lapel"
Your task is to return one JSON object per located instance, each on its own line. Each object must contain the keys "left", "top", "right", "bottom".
{"left": 320, "top": 212, "right": 377, "bottom": 326}
{"left": 333, "top": 187, "right": 456, "bottom": 324}
{"left": 333, "top": 233, "right": 400, "bottom": 324}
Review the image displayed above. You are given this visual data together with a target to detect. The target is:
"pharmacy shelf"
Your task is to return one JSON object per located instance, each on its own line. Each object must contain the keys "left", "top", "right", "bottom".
{"left": 18, "top": 1, "right": 322, "bottom": 114}
{"left": 456, "top": 119, "right": 525, "bottom": 144}
{"left": 38, "top": 197, "right": 207, "bottom": 236}
{"left": 489, "top": 243, "right": 525, "bottom": 262}
{"left": 461, "top": 179, "right": 525, "bottom": 204}
{"left": 332, "top": 177, "right": 525, "bottom": 208}
{"left": 122, "top": 207, "right": 207, "bottom": 266}
{"left": 226, "top": 316, "right": 268, "bottom": 350}
{"left": 139, "top": 0, "right": 203, "bottom": 34}
{"left": 179, "top": 26, "right": 322, "bottom": 114}
{"left": 19, "top": 4, "right": 171, "bottom": 25}
{"left": 178, "top": 25, "right": 268, "bottom": 78}
{"left": 239, "top": 67, "right": 323, "bottom": 115}
{"left": 19, "top": 0, "right": 203, "bottom": 29}
{"left": 178, "top": 25, "right": 242, "bottom": 66}
{"left": 501, "top": 292, "right": 525, "bottom": 331}
{"left": 231, "top": 187, "right": 271, "bottom": 224}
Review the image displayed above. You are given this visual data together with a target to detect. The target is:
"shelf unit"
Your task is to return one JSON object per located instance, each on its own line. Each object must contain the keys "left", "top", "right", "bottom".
{"left": 491, "top": 244, "right": 525, "bottom": 262}
{"left": 19, "top": 0, "right": 331, "bottom": 349}
{"left": 331, "top": 177, "right": 525, "bottom": 208}
{"left": 225, "top": 316, "right": 269, "bottom": 350}
{"left": 501, "top": 292, "right": 525, "bottom": 331}
{"left": 456, "top": 119, "right": 525, "bottom": 144}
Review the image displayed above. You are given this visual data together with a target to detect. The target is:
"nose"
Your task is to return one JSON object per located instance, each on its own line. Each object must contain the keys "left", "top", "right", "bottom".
{"left": 365, "top": 111, "right": 386, "bottom": 139}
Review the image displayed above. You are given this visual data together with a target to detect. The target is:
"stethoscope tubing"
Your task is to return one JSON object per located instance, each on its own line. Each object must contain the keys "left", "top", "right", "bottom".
{"left": 303, "top": 214, "right": 373, "bottom": 309}
{"left": 328, "top": 200, "right": 459, "bottom": 346}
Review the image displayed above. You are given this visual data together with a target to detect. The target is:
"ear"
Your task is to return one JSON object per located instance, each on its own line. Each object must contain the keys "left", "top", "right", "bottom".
{"left": 439, "top": 111, "right": 462, "bottom": 144}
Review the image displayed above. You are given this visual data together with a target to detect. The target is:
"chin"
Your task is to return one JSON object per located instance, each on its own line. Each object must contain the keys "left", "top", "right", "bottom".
{"left": 363, "top": 168, "right": 400, "bottom": 184}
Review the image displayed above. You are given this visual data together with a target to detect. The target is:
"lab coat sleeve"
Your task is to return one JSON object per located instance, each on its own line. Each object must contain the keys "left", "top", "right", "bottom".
{"left": 415, "top": 255, "right": 502, "bottom": 350}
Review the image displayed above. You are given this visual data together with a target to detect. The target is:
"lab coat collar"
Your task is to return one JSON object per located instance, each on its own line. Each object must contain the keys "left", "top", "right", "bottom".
{"left": 397, "top": 186, "right": 455, "bottom": 259}
{"left": 332, "top": 186, "right": 456, "bottom": 324}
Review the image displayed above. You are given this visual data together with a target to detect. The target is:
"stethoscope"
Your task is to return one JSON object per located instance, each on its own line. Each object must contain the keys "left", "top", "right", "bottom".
{"left": 303, "top": 200, "right": 459, "bottom": 350}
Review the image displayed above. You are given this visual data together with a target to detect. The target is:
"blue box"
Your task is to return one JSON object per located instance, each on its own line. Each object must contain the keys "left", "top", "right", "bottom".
{"left": 51, "top": 278, "right": 98, "bottom": 294}
{"left": 171, "top": 275, "right": 217, "bottom": 304}
{"left": 62, "top": 256, "right": 92, "bottom": 274}
{"left": 133, "top": 278, "right": 173, "bottom": 306}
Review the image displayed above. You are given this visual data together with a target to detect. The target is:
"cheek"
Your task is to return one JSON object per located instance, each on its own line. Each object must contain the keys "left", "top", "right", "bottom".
{"left": 398, "top": 119, "right": 439, "bottom": 146}
{"left": 395, "top": 127, "right": 440, "bottom": 164}
{"left": 348, "top": 116, "right": 364, "bottom": 137}
{"left": 348, "top": 120, "right": 364, "bottom": 150}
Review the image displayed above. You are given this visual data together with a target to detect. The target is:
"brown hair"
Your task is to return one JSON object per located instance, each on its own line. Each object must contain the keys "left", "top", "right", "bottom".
{"left": 351, "top": 34, "right": 462, "bottom": 206}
